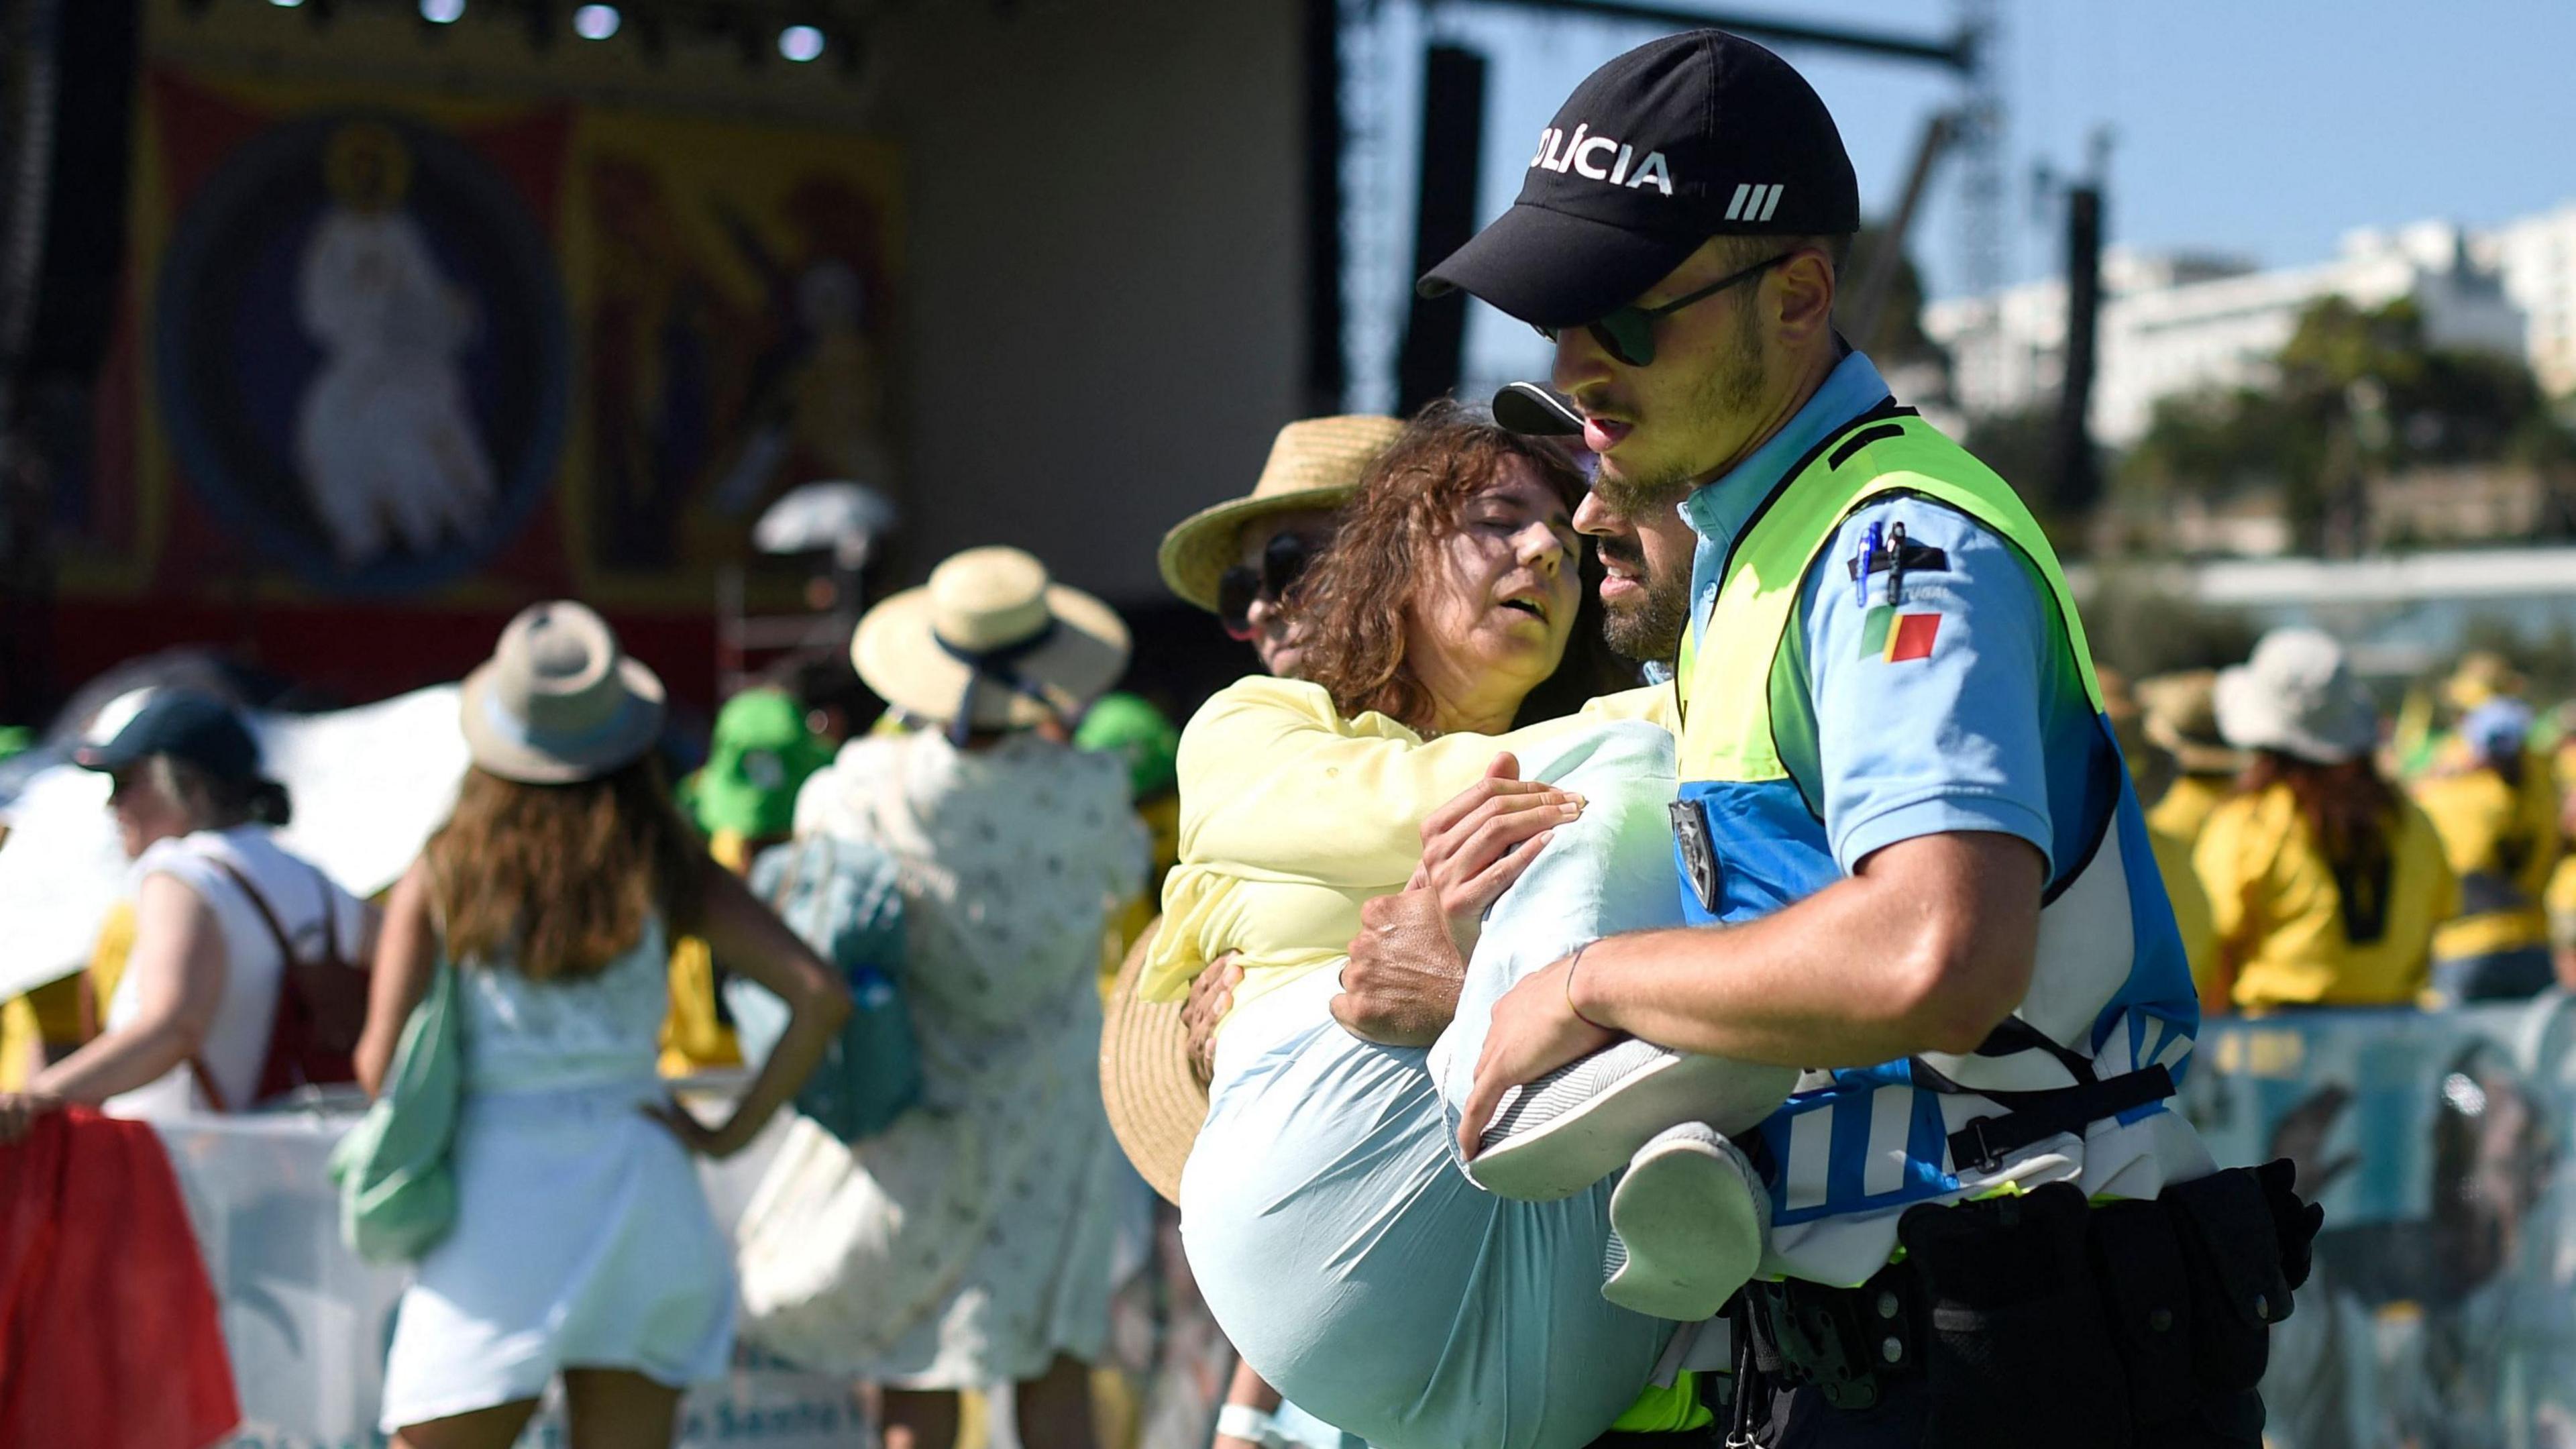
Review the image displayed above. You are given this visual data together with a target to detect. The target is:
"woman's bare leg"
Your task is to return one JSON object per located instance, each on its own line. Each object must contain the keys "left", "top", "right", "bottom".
{"left": 391, "top": 1397, "right": 542, "bottom": 1449}
{"left": 881, "top": 1387, "right": 962, "bottom": 1449}
{"left": 1014, "top": 1354, "right": 1099, "bottom": 1449}
{"left": 560, "top": 1368, "right": 686, "bottom": 1449}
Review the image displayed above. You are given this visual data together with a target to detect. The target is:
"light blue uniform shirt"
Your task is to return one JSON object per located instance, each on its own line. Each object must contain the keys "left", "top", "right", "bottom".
{"left": 1678, "top": 348, "right": 2082, "bottom": 876}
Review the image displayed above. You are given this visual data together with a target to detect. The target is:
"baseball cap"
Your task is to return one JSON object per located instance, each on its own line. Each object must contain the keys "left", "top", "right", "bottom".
{"left": 1420, "top": 30, "right": 1859, "bottom": 329}
{"left": 73, "top": 692, "right": 262, "bottom": 780}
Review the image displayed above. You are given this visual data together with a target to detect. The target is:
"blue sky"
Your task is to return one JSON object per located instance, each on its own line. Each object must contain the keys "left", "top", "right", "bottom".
{"left": 1341, "top": 0, "right": 2576, "bottom": 411}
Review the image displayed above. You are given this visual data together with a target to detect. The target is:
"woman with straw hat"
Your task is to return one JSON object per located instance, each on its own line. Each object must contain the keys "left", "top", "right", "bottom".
{"left": 361, "top": 602, "right": 851, "bottom": 1449}
{"left": 754, "top": 547, "right": 1146, "bottom": 1449}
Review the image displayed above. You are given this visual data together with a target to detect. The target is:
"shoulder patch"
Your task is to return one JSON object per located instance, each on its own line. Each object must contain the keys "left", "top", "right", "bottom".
{"left": 1860, "top": 606, "right": 1941, "bottom": 663}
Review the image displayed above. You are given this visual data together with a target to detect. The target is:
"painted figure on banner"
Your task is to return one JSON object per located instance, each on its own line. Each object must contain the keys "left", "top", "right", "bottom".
{"left": 294, "top": 121, "right": 498, "bottom": 568}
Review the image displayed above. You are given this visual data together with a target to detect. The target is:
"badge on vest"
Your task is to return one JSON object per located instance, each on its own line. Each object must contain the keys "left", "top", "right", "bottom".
{"left": 1670, "top": 799, "right": 1722, "bottom": 914}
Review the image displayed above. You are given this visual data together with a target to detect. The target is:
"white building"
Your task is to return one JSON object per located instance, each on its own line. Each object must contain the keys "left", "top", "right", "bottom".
{"left": 2484, "top": 203, "right": 2576, "bottom": 396}
{"left": 1927, "top": 221, "right": 2528, "bottom": 446}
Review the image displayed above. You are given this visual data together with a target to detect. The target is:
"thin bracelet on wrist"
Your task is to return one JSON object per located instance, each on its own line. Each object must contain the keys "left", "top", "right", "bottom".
{"left": 1564, "top": 942, "right": 1613, "bottom": 1031}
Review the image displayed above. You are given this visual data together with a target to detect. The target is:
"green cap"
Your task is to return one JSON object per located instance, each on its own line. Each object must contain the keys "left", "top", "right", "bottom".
{"left": 691, "top": 689, "right": 834, "bottom": 840}
{"left": 1075, "top": 692, "right": 1179, "bottom": 802}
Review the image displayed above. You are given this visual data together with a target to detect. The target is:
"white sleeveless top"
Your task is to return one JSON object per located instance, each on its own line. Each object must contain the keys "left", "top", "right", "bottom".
{"left": 105, "top": 826, "right": 371, "bottom": 1119}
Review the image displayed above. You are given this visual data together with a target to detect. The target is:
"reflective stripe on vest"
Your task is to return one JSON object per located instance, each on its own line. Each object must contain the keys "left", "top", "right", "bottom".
{"left": 1674, "top": 407, "right": 2198, "bottom": 1232}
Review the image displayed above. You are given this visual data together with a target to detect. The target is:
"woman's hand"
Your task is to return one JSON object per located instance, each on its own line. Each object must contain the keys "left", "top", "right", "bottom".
{"left": 0, "top": 1089, "right": 62, "bottom": 1144}
{"left": 1182, "top": 953, "right": 1244, "bottom": 1087}
{"left": 644, "top": 1096, "right": 757, "bottom": 1159}
{"left": 1454, "top": 955, "right": 1617, "bottom": 1162}
{"left": 1415, "top": 753, "right": 1580, "bottom": 955}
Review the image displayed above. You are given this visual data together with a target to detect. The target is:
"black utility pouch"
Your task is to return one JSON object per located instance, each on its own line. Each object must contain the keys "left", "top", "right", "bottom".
{"left": 2087, "top": 1199, "right": 2199, "bottom": 1430}
{"left": 1897, "top": 1183, "right": 2133, "bottom": 1449}
{"left": 2163, "top": 1167, "right": 2295, "bottom": 1396}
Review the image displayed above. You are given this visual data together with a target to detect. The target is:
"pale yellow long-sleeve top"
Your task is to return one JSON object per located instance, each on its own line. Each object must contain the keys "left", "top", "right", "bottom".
{"left": 1142, "top": 676, "right": 1675, "bottom": 1033}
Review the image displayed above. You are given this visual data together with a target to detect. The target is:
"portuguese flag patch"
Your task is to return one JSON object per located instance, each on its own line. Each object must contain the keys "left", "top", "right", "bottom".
{"left": 1861, "top": 607, "right": 1941, "bottom": 662}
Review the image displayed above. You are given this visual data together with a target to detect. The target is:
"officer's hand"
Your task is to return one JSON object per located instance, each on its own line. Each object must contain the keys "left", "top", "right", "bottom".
{"left": 1182, "top": 954, "right": 1245, "bottom": 1088}
{"left": 1456, "top": 955, "right": 1618, "bottom": 1162}
{"left": 1417, "top": 753, "right": 1582, "bottom": 954}
{"left": 1332, "top": 890, "right": 1468, "bottom": 1046}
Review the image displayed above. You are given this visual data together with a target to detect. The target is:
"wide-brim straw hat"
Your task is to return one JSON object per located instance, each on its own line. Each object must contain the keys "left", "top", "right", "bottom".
{"left": 2214, "top": 628, "right": 2379, "bottom": 766}
{"left": 854, "top": 546, "right": 1128, "bottom": 731}
{"left": 1157, "top": 415, "right": 1406, "bottom": 612}
{"left": 460, "top": 600, "right": 665, "bottom": 784}
{"left": 2137, "top": 669, "right": 2247, "bottom": 777}
{"left": 1099, "top": 918, "right": 1204, "bottom": 1205}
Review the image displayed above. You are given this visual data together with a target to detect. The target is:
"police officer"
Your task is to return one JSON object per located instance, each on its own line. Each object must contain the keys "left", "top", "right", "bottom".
{"left": 1427, "top": 32, "right": 2318, "bottom": 1448}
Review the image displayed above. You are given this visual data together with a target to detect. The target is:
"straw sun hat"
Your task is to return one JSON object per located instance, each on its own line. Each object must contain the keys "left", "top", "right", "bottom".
{"left": 853, "top": 547, "right": 1129, "bottom": 737}
{"left": 1157, "top": 415, "right": 1406, "bottom": 611}
{"left": 2137, "top": 669, "right": 2247, "bottom": 777}
{"left": 460, "top": 600, "right": 666, "bottom": 784}
{"left": 1100, "top": 920, "right": 1203, "bottom": 1204}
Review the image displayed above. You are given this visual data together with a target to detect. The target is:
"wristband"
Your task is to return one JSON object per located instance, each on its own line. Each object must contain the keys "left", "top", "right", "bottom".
{"left": 1564, "top": 943, "right": 1613, "bottom": 1031}
{"left": 1215, "top": 1403, "right": 1288, "bottom": 1448}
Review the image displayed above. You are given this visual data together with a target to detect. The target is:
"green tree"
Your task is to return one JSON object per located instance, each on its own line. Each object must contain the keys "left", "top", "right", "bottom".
{"left": 2116, "top": 296, "right": 2569, "bottom": 553}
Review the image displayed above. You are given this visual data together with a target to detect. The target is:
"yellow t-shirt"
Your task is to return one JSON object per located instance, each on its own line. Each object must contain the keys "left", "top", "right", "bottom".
{"left": 1144, "top": 678, "right": 1674, "bottom": 1030}
{"left": 659, "top": 829, "right": 754, "bottom": 1076}
{"left": 2194, "top": 782, "right": 2459, "bottom": 1011}
{"left": 2410, "top": 763, "right": 2560, "bottom": 960}
{"left": 2145, "top": 823, "right": 2222, "bottom": 1013}
{"left": 2148, "top": 772, "right": 2233, "bottom": 845}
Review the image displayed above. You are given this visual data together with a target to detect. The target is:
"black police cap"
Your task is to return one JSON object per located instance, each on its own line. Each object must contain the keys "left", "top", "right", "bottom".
{"left": 1421, "top": 30, "right": 1860, "bottom": 329}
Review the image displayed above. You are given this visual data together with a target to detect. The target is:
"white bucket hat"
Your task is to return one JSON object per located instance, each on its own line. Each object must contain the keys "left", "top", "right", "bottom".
{"left": 853, "top": 547, "right": 1129, "bottom": 739}
{"left": 460, "top": 601, "right": 666, "bottom": 784}
{"left": 2213, "top": 627, "right": 2377, "bottom": 765}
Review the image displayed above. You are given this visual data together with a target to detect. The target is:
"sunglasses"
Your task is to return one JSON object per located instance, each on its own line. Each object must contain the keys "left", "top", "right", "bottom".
{"left": 1534, "top": 251, "right": 1794, "bottom": 368}
{"left": 1218, "top": 531, "right": 1321, "bottom": 637}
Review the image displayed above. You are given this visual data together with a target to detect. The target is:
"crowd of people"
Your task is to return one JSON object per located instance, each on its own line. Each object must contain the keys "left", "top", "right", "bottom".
{"left": 3, "top": 25, "right": 2565, "bottom": 1449}
{"left": 2111, "top": 639, "right": 2576, "bottom": 1022}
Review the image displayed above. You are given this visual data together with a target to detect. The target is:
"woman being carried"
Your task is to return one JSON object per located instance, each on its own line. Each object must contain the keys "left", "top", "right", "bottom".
{"left": 1143, "top": 403, "right": 1790, "bottom": 1449}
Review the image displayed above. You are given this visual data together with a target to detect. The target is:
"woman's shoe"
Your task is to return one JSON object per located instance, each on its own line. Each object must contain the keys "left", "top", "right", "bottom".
{"left": 1600, "top": 1122, "right": 1768, "bottom": 1322}
{"left": 1464, "top": 1038, "right": 1792, "bottom": 1201}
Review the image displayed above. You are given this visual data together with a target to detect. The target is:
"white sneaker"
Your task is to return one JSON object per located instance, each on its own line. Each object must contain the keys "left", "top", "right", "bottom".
{"left": 1464, "top": 1038, "right": 1794, "bottom": 1202}
{"left": 1601, "top": 1122, "right": 1768, "bottom": 1322}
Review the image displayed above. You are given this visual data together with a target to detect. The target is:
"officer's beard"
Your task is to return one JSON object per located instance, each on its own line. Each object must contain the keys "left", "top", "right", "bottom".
{"left": 1598, "top": 528, "right": 1691, "bottom": 665}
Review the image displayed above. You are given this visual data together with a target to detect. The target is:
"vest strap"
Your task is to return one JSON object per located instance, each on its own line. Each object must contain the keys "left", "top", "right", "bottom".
{"left": 1946, "top": 1065, "right": 2176, "bottom": 1175}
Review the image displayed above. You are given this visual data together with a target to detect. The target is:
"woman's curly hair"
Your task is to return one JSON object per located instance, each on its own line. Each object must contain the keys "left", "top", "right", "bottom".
{"left": 1289, "top": 398, "right": 1629, "bottom": 735}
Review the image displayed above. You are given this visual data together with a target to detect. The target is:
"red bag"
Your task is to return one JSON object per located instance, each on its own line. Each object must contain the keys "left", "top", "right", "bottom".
{"left": 0, "top": 1109, "right": 241, "bottom": 1449}
{"left": 202, "top": 859, "right": 371, "bottom": 1106}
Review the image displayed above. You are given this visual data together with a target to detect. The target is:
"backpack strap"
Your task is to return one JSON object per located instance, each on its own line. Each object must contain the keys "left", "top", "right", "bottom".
{"left": 207, "top": 857, "right": 302, "bottom": 970}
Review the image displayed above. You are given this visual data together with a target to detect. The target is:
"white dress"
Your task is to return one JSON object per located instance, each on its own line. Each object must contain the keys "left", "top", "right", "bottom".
{"left": 765, "top": 729, "right": 1147, "bottom": 1388}
{"left": 378, "top": 914, "right": 734, "bottom": 1430}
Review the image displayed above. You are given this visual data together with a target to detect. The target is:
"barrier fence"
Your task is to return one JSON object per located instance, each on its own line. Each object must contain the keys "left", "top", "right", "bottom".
{"left": 157, "top": 998, "right": 2576, "bottom": 1449}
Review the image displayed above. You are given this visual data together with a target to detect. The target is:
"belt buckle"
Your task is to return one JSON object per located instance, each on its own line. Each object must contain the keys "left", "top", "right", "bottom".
{"left": 1955, "top": 1116, "right": 2004, "bottom": 1175}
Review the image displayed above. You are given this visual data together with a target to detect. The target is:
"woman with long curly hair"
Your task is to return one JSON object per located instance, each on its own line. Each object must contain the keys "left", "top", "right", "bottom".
{"left": 360, "top": 602, "right": 849, "bottom": 1449}
{"left": 1136, "top": 400, "right": 1786, "bottom": 1449}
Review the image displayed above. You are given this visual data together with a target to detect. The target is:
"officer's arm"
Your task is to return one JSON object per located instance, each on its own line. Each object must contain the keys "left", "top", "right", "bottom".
{"left": 1565, "top": 828, "right": 2042, "bottom": 1066}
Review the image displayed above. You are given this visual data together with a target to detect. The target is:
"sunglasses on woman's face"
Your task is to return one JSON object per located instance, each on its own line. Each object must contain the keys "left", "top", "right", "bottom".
{"left": 1219, "top": 531, "right": 1322, "bottom": 638}
{"left": 1533, "top": 250, "right": 1794, "bottom": 368}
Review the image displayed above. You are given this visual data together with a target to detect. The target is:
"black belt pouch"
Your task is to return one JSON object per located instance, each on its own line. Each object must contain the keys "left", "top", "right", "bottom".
{"left": 1897, "top": 1182, "right": 2133, "bottom": 1449}
{"left": 2162, "top": 1166, "right": 2296, "bottom": 1396}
